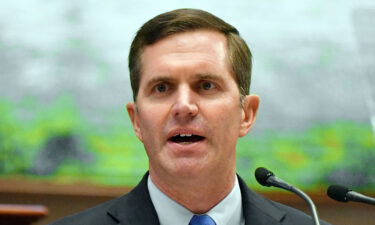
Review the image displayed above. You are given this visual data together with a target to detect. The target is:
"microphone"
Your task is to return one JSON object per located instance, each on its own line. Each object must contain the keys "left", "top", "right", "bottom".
{"left": 327, "top": 184, "right": 375, "bottom": 206}
{"left": 255, "top": 167, "right": 321, "bottom": 225}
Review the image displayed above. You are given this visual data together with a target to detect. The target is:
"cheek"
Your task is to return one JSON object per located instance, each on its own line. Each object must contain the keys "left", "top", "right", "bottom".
{"left": 138, "top": 106, "right": 165, "bottom": 142}
{"left": 207, "top": 101, "right": 242, "bottom": 136}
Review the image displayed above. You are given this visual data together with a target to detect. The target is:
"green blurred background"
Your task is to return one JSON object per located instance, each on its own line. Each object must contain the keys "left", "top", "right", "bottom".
{"left": 0, "top": 0, "right": 374, "bottom": 191}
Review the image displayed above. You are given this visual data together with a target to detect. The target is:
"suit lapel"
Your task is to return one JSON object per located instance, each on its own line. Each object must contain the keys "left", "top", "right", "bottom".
{"left": 238, "top": 175, "right": 285, "bottom": 225}
{"left": 107, "top": 172, "right": 160, "bottom": 225}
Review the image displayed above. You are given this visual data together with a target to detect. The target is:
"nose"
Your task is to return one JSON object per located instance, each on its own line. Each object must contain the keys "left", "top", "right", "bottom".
{"left": 170, "top": 85, "right": 198, "bottom": 120}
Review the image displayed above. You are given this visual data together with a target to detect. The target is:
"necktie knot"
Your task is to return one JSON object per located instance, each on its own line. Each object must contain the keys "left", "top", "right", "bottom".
{"left": 189, "top": 215, "right": 216, "bottom": 225}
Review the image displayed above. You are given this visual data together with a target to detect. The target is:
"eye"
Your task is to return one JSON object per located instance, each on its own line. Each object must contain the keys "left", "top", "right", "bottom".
{"left": 200, "top": 81, "right": 216, "bottom": 90}
{"left": 154, "top": 83, "right": 169, "bottom": 93}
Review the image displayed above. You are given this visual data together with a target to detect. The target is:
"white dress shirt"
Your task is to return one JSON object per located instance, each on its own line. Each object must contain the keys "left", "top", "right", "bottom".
{"left": 148, "top": 176, "right": 245, "bottom": 225}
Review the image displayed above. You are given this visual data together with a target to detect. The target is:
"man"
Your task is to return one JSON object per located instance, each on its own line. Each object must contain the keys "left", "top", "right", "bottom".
{"left": 50, "top": 8, "right": 330, "bottom": 225}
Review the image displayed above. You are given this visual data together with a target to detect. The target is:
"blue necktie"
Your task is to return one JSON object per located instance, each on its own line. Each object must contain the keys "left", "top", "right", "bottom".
{"left": 189, "top": 215, "right": 216, "bottom": 225}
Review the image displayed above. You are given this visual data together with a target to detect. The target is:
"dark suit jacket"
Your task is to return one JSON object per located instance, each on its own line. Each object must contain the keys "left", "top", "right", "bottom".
{"left": 49, "top": 173, "right": 331, "bottom": 225}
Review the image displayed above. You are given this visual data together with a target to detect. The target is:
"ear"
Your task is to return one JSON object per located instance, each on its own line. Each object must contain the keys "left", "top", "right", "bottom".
{"left": 126, "top": 102, "right": 143, "bottom": 142}
{"left": 239, "top": 94, "right": 260, "bottom": 137}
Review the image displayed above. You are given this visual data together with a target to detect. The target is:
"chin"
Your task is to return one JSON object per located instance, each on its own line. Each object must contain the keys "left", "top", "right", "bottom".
{"left": 168, "top": 159, "right": 209, "bottom": 178}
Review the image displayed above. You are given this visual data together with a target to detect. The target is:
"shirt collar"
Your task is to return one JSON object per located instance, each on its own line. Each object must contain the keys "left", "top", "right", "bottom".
{"left": 148, "top": 175, "right": 244, "bottom": 225}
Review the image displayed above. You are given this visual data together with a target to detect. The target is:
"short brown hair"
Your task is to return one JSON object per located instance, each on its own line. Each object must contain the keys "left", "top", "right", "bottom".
{"left": 128, "top": 8, "right": 252, "bottom": 101}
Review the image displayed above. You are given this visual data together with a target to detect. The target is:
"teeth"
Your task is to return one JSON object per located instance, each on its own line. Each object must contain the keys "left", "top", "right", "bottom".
{"left": 172, "top": 133, "right": 194, "bottom": 138}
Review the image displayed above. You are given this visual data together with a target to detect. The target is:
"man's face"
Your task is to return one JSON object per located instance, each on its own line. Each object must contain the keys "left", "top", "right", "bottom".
{"left": 127, "top": 30, "right": 259, "bottom": 180}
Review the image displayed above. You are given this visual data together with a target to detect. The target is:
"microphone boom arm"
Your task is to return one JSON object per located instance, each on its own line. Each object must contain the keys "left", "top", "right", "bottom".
{"left": 267, "top": 175, "right": 321, "bottom": 225}
{"left": 291, "top": 186, "right": 321, "bottom": 225}
{"left": 347, "top": 191, "right": 375, "bottom": 205}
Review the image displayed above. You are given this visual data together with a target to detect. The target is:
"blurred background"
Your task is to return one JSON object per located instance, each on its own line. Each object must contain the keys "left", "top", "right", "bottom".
{"left": 0, "top": 0, "right": 374, "bottom": 224}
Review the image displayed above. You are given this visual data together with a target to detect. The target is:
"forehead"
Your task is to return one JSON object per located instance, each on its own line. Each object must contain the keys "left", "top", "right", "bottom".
{"left": 140, "top": 30, "right": 231, "bottom": 81}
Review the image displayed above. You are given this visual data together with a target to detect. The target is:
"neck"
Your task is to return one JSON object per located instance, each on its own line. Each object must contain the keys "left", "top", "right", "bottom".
{"left": 149, "top": 167, "right": 236, "bottom": 214}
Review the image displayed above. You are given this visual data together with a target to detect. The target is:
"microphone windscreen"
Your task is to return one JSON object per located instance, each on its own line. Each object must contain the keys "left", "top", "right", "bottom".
{"left": 327, "top": 185, "right": 350, "bottom": 202}
{"left": 255, "top": 167, "right": 274, "bottom": 186}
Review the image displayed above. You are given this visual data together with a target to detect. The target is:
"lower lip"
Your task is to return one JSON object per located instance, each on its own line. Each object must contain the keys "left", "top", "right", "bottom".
{"left": 166, "top": 139, "right": 206, "bottom": 155}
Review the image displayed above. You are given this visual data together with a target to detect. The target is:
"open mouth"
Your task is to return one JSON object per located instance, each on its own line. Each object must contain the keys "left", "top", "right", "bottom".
{"left": 169, "top": 134, "right": 205, "bottom": 144}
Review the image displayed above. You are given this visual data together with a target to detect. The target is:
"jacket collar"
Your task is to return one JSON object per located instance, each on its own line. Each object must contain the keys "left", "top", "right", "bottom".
{"left": 107, "top": 172, "right": 160, "bottom": 225}
{"left": 106, "top": 172, "right": 286, "bottom": 225}
{"left": 238, "top": 175, "right": 286, "bottom": 225}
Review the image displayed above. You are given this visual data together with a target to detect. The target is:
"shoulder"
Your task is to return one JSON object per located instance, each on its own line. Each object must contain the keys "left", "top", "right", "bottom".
{"left": 269, "top": 200, "right": 331, "bottom": 225}
{"left": 48, "top": 197, "right": 119, "bottom": 225}
{"left": 237, "top": 175, "right": 331, "bottom": 225}
{"left": 48, "top": 173, "right": 156, "bottom": 225}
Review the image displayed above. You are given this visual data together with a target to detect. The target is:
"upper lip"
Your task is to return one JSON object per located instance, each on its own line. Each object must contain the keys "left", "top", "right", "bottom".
{"left": 166, "top": 128, "right": 205, "bottom": 140}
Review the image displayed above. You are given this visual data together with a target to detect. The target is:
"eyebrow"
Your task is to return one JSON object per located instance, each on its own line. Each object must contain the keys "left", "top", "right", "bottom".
{"left": 195, "top": 73, "right": 224, "bottom": 82}
{"left": 142, "top": 76, "right": 170, "bottom": 89}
